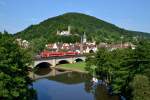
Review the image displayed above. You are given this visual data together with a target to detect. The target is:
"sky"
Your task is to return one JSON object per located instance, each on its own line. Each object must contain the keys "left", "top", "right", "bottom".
{"left": 0, "top": 0, "right": 150, "bottom": 34}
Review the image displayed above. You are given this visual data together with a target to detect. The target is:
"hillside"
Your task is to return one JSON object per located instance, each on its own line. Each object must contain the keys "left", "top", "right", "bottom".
{"left": 15, "top": 12, "right": 150, "bottom": 43}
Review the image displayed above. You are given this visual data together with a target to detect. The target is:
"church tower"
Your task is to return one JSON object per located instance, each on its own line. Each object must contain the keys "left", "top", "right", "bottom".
{"left": 80, "top": 35, "right": 83, "bottom": 54}
{"left": 83, "top": 32, "right": 87, "bottom": 43}
{"left": 68, "top": 26, "right": 71, "bottom": 34}
{"left": 57, "top": 30, "right": 60, "bottom": 35}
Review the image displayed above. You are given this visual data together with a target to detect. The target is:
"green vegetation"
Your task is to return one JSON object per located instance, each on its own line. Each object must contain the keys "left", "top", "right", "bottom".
{"left": 85, "top": 39, "right": 150, "bottom": 99}
{"left": 57, "top": 62, "right": 86, "bottom": 72}
{"left": 15, "top": 12, "right": 150, "bottom": 53}
{"left": 0, "top": 32, "right": 34, "bottom": 99}
{"left": 130, "top": 75, "right": 150, "bottom": 100}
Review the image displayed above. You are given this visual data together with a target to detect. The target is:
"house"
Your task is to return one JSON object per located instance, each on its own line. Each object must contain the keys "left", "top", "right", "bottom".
{"left": 16, "top": 38, "right": 29, "bottom": 48}
{"left": 45, "top": 42, "right": 98, "bottom": 54}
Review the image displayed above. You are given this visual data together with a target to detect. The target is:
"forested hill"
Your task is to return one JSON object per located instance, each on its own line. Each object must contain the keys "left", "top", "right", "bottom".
{"left": 15, "top": 12, "right": 150, "bottom": 43}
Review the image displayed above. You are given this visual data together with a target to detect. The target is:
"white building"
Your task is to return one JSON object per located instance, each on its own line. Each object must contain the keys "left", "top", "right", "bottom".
{"left": 16, "top": 38, "right": 29, "bottom": 48}
{"left": 57, "top": 26, "right": 71, "bottom": 36}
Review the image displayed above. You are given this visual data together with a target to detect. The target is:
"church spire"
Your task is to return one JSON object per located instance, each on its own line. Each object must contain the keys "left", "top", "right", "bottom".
{"left": 68, "top": 26, "right": 71, "bottom": 34}
{"left": 83, "top": 32, "right": 87, "bottom": 43}
{"left": 80, "top": 35, "right": 83, "bottom": 54}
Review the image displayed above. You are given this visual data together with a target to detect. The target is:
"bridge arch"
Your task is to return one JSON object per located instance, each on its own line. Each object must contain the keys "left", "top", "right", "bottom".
{"left": 35, "top": 62, "right": 52, "bottom": 69}
{"left": 89, "top": 49, "right": 94, "bottom": 53}
{"left": 57, "top": 60, "right": 70, "bottom": 65}
{"left": 75, "top": 58, "right": 84, "bottom": 62}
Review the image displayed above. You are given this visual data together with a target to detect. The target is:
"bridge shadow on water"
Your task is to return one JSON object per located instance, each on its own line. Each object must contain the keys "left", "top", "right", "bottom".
{"left": 35, "top": 62, "right": 52, "bottom": 75}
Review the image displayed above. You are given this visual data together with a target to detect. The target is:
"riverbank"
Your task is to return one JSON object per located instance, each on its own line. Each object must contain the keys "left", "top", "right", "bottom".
{"left": 56, "top": 62, "right": 88, "bottom": 73}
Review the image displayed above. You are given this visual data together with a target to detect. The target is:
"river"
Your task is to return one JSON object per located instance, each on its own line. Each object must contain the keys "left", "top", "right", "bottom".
{"left": 31, "top": 67, "right": 119, "bottom": 100}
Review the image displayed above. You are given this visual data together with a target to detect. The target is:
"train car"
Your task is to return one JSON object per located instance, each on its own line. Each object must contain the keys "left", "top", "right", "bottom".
{"left": 40, "top": 51, "right": 79, "bottom": 58}
{"left": 40, "top": 51, "right": 50, "bottom": 58}
{"left": 49, "top": 52, "right": 64, "bottom": 57}
{"left": 64, "top": 52, "right": 79, "bottom": 56}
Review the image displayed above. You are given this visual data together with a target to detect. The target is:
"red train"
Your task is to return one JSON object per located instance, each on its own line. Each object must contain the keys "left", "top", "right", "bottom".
{"left": 40, "top": 51, "right": 79, "bottom": 58}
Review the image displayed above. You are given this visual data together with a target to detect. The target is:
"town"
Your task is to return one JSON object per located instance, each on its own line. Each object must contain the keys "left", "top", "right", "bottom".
{"left": 16, "top": 26, "right": 136, "bottom": 58}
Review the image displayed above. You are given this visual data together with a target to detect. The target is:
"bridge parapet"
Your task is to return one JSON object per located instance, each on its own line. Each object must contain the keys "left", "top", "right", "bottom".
{"left": 34, "top": 54, "right": 85, "bottom": 61}
{"left": 32, "top": 55, "right": 86, "bottom": 68}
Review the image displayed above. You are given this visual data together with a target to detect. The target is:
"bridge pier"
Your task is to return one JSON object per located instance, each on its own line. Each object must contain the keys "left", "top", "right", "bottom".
{"left": 51, "top": 68, "right": 56, "bottom": 76}
{"left": 70, "top": 57, "right": 74, "bottom": 64}
{"left": 52, "top": 58, "right": 56, "bottom": 67}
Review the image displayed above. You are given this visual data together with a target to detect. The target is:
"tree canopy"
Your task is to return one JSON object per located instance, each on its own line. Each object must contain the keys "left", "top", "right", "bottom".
{"left": 85, "top": 39, "right": 150, "bottom": 99}
{"left": 0, "top": 32, "right": 34, "bottom": 99}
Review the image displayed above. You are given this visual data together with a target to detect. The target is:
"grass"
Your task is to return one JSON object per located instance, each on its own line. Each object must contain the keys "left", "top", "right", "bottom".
{"left": 57, "top": 62, "right": 87, "bottom": 72}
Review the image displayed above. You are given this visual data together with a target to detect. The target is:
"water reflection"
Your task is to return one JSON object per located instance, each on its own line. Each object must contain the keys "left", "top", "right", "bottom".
{"left": 48, "top": 71, "right": 89, "bottom": 84}
{"left": 35, "top": 67, "right": 52, "bottom": 75}
{"left": 32, "top": 67, "right": 119, "bottom": 100}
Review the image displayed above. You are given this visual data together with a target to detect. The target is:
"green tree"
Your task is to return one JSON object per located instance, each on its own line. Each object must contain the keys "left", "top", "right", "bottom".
{"left": 86, "top": 48, "right": 114, "bottom": 83}
{"left": 0, "top": 33, "right": 34, "bottom": 99}
{"left": 130, "top": 75, "right": 150, "bottom": 100}
{"left": 126, "top": 39, "right": 150, "bottom": 100}
{"left": 132, "top": 39, "right": 150, "bottom": 74}
{"left": 85, "top": 39, "right": 150, "bottom": 99}
{"left": 110, "top": 49, "right": 133, "bottom": 94}
{"left": 85, "top": 48, "right": 133, "bottom": 94}
{"left": 31, "top": 37, "right": 47, "bottom": 54}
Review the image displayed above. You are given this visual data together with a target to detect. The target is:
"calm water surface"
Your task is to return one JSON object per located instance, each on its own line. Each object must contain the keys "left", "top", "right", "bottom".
{"left": 32, "top": 67, "right": 119, "bottom": 100}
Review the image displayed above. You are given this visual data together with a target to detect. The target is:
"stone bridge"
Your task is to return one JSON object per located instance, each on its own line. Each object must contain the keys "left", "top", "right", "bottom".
{"left": 31, "top": 55, "right": 86, "bottom": 68}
